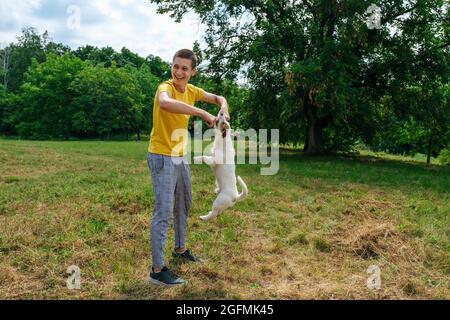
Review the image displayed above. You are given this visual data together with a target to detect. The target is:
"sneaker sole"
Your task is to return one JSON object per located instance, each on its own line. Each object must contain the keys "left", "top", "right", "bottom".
{"left": 149, "top": 277, "right": 187, "bottom": 287}
{"left": 172, "top": 255, "right": 204, "bottom": 263}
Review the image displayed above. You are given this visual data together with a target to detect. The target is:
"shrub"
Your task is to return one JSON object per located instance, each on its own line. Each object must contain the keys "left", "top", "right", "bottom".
{"left": 437, "top": 147, "right": 450, "bottom": 165}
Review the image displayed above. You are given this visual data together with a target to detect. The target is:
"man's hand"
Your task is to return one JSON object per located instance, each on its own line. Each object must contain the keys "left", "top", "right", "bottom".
{"left": 219, "top": 97, "right": 230, "bottom": 120}
{"left": 198, "top": 92, "right": 230, "bottom": 121}
{"left": 218, "top": 107, "right": 230, "bottom": 121}
{"left": 201, "top": 110, "right": 217, "bottom": 128}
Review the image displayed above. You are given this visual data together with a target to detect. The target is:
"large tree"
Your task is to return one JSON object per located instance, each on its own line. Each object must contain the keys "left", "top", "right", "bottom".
{"left": 1, "top": 27, "right": 71, "bottom": 93}
{"left": 149, "top": 0, "right": 449, "bottom": 154}
{"left": 0, "top": 84, "right": 16, "bottom": 134}
{"left": 69, "top": 63, "right": 146, "bottom": 139}
{"left": 3, "top": 28, "right": 49, "bottom": 93}
{"left": 17, "top": 53, "right": 87, "bottom": 139}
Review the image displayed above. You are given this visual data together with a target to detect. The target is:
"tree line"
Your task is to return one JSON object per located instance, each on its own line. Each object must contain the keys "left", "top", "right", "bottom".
{"left": 1, "top": 7, "right": 449, "bottom": 164}
{"left": 0, "top": 28, "right": 248, "bottom": 141}
{"left": 148, "top": 0, "right": 449, "bottom": 163}
{"left": 0, "top": 28, "right": 168, "bottom": 140}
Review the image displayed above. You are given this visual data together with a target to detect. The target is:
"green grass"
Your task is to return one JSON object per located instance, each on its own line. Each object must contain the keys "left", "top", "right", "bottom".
{"left": 0, "top": 138, "right": 449, "bottom": 299}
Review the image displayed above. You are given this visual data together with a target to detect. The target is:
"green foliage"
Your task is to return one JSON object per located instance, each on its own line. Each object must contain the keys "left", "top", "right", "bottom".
{"left": 0, "top": 85, "right": 17, "bottom": 134}
{"left": 1, "top": 18, "right": 448, "bottom": 158}
{"left": 13, "top": 53, "right": 153, "bottom": 140}
{"left": 438, "top": 147, "right": 450, "bottom": 165}
{"left": 70, "top": 63, "right": 146, "bottom": 139}
{"left": 144, "top": 54, "right": 171, "bottom": 79}
{"left": 1, "top": 27, "right": 70, "bottom": 93}
{"left": 16, "top": 53, "right": 87, "bottom": 139}
{"left": 0, "top": 28, "right": 176, "bottom": 140}
{"left": 4, "top": 28, "right": 48, "bottom": 93}
{"left": 192, "top": 74, "right": 251, "bottom": 131}
{"left": 149, "top": 0, "right": 449, "bottom": 155}
{"left": 73, "top": 45, "right": 118, "bottom": 67}
{"left": 124, "top": 64, "right": 161, "bottom": 135}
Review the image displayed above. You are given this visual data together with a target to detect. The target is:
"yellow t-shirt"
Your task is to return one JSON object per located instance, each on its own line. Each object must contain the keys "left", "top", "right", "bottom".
{"left": 149, "top": 80, "right": 205, "bottom": 156}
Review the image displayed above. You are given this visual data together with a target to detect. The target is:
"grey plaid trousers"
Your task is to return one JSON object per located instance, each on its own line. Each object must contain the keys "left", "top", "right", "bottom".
{"left": 147, "top": 152, "right": 192, "bottom": 269}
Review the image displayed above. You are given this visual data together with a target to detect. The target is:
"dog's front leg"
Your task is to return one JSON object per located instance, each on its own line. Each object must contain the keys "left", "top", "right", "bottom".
{"left": 194, "top": 155, "right": 216, "bottom": 167}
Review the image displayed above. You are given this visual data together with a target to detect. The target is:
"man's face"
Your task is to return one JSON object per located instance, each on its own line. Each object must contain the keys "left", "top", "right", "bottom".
{"left": 172, "top": 57, "right": 196, "bottom": 88}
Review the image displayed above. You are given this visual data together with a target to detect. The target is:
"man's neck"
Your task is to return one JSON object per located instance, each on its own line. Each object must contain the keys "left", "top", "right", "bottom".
{"left": 173, "top": 81, "right": 186, "bottom": 93}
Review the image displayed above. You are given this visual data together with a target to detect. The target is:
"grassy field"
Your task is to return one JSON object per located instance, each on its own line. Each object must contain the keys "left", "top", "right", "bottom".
{"left": 0, "top": 138, "right": 449, "bottom": 299}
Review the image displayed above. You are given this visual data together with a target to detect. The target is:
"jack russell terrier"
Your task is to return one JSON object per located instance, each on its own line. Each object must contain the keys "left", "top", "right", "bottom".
{"left": 194, "top": 113, "right": 248, "bottom": 221}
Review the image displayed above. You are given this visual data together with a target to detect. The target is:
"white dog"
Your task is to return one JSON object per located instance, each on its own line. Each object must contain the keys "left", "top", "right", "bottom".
{"left": 194, "top": 113, "right": 248, "bottom": 221}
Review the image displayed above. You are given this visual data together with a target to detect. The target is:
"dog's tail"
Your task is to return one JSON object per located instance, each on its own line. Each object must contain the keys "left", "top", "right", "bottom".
{"left": 236, "top": 176, "right": 248, "bottom": 202}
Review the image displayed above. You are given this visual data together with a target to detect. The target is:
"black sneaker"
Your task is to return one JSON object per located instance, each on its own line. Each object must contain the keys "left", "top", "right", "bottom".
{"left": 149, "top": 267, "right": 187, "bottom": 287}
{"left": 172, "top": 249, "right": 202, "bottom": 262}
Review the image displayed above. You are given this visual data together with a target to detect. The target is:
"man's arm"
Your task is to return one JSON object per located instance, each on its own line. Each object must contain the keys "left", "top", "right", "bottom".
{"left": 159, "top": 91, "right": 216, "bottom": 127}
{"left": 199, "top": 92, "right": 230, "bottom": 120}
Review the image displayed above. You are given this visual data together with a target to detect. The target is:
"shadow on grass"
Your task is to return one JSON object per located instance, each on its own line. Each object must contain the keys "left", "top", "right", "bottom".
{"left": 272, "top": 148, "right": 450, "bottom": 195}
{"left": 118, "top": 280, "right": 229, "bottom": 300}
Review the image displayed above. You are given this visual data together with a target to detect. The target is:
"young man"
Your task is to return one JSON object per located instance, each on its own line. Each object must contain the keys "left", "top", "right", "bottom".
{"left": 147, "top": 49, "right": 230, "bottom": 286}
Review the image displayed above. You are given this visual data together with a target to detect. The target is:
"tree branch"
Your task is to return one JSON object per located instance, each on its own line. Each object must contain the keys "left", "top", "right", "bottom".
{"left": 382, "top": 2, "right": 420, "bottom": 24}
{"left": 436, "top": 41, "right": 450, "bottom": 49}
{"left": 301, "top": 0, "right": 315, "bottom": 16}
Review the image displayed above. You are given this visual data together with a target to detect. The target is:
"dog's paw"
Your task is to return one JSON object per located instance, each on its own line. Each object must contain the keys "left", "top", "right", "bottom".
{"left": 193, "top": 156, "right": 203, "bottom": 164}
{"left": 199, "top": 212, "right": 212, "bottom": 221}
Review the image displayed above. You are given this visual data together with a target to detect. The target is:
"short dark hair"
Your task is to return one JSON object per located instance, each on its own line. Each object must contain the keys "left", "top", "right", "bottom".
{"left": 173, "top": 49, "right": 197, "bottom": 69}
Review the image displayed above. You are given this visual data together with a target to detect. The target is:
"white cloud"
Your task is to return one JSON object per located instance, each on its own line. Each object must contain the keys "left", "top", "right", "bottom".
{"left": 0, "top": 0, "right": 206, "bottom": 62}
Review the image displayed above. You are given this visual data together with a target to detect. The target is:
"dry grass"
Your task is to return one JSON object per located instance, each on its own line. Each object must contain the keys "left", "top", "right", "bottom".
{"left": 0, "top": 139, "right": 449, "bottom": 299}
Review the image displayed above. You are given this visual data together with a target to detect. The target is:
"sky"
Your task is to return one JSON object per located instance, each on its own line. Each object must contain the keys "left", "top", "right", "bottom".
{"left": 0, "top": 0, "right": 206, "bottom": 63}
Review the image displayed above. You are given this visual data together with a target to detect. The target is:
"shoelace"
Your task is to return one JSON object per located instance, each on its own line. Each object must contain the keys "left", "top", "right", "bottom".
{"left": 165, "top": 268, "right": 179, "bottom": 280}
{"left": 175, "top": 249, "right": 191, "bottom": 257}
{"left": 183, "top": 250, "right": 191, "bottom": 257}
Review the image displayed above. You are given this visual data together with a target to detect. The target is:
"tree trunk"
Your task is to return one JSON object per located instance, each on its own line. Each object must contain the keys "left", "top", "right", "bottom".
{"left": 427, "top": 135, "right": 432, "bottom": 164}
{"left": 303, "top": 132, "right": 309, "bottom": 152}
{"left": 2, "top": 46, "right": 11, "bottom": 90}
{"left": 137, "top": 130, "right": 141, "bottom": 141}
{"left": 303, "top": 98, "right": 324, "bottom": 155}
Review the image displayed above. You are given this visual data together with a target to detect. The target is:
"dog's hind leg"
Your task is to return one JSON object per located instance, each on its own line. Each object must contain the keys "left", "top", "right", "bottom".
{"left": 199, "top": 208, "right": 220, "bottom": 221}
{"left": 200, "top": 195, "right": 230, "bottom": 221}
{"left": 215, "top": 179, "right": 220, "bottom": 194}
